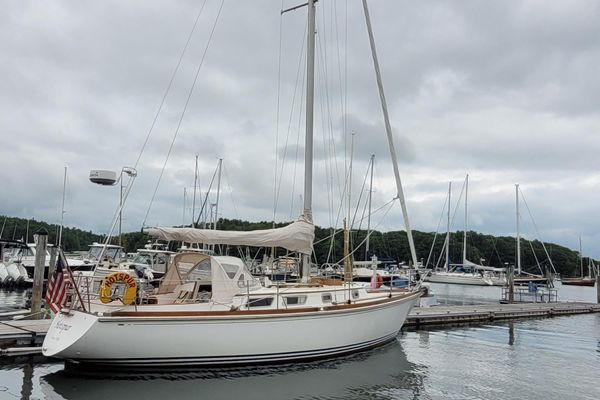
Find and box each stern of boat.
[42,310,98,359]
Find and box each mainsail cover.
[145,219,314,255]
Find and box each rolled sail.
[145,219,314,255]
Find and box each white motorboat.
[0,239,32,286]
[42,0,422,367]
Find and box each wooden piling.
[30,229,48,319]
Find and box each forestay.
[145,219,314,255]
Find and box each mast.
[300,0,316,282]
[579,236,583,279]
[446,181,451,271]
[346,132,355,264]
[365,154,374,259]
[192,155,199,226]
[516,183,521,275]
[462,174,468,265]
[213,158,223,230]
[58,165,67,248]
[362,0,418,267]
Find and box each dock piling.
[30,229,48,319]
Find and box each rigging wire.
[519,188,557,273]
[142,0,225,227]
[273,0,285,225]
[335,198,397,265]
[222,162,240,220]
[425,188,449,268]
[133,0,208,172]
[273,20,308,221]
[195,161,219,228]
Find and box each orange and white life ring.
[98,272,137,305]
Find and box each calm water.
[1,284,598,400]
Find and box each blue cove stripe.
[74,333,399,366]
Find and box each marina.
[2,0,600,399]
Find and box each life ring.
[376,274,383,288]
[99,272,137,305]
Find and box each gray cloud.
[1,1,600,258]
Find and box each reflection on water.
[20,361,33,400]
[39,341,424,400]
[0,288,30,311]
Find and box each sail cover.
[145,219,314,255]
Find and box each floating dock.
[1,302,599,356]
[405,302,600,328]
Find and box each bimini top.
[145,218,314,255]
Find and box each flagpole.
[60,249,87,313]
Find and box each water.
[1,284,598,399]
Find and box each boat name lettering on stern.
[56,322,72,331]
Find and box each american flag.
[45,249,68,313]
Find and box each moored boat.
[43,250,421,366]
[42,0,423,367]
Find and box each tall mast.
[362,0,418,267]
[182,187,187,226]
[58,165,67,248]
[462,174,468,265]
[365,154,375,259]
[446,181,451,271]
[516,183,521,275]
[579,236,583,278]
[300,0,316,282]
[192,155,199,226]
[344,133,355,277]
[213,158,223,230]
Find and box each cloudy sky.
[1,0,600,257]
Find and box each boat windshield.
[87,246,123,261]
[131,254,152,265]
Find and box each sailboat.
[561,237,595,287]
[425,176,507,286]
[42,1,422,367]
[513,184,554,287]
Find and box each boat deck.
[1,302,599,356]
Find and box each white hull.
[43,292,420,367]
[425,272,491,286]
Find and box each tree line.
[2,215,593,277]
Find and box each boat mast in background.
[516,183,521,275]
[365,154,375,260]
[58,165,67,248]
[361,0,418,268]
[445,181,451,271]
[214,158,223,230]
[192,155,199,226]
[463,174,469,266]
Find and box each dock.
[1,302,599,357]
[405,302,600,328]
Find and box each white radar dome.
[89,170,117,185]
